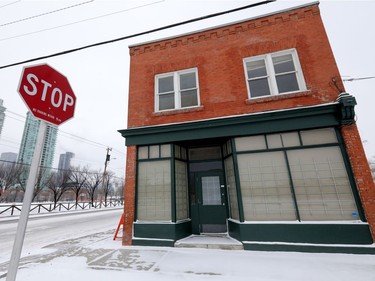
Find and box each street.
[0,207,123,264]
[1,207,375,281]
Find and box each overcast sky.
[0,0,374,178]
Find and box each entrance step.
[175,234,244,250]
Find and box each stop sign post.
[7,64,76,281]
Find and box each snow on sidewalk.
[1,230,375,281]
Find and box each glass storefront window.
[288,147,358,220]
[234,127,360,222]
[225,156,239,220]
[175,160,189,221]
[237,151,297,221]
[137,160,171,221]
[235,135,267,151]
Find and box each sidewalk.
[1,230,375,281]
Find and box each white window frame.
[243,48,307,99]
[155,68,200,112]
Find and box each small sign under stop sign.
[18,63,76,126]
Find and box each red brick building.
[119,2,375,253]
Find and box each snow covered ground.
[1,208,375,281]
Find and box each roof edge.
[128,1,320,48]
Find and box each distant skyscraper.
[0,99,5,137]
[18,111,58,169]
[0,152,17,163]
[58,152,75,171]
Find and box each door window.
[201,176,221,205]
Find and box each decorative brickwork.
[127,3,340,130]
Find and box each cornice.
[129,2,320,56]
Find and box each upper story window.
[155,68,200,112]
[244,48,306,99]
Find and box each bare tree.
[0,161,19,201]
[103,171,115,205]
[33,166,51,201]
[11,163,30,202]
[46,169,72,208]
[112,176,125,201]
[85,170,102,206]
[69,166,89,204]
[12,164,49,202]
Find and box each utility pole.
[101,147,112,204]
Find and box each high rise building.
[18,111,58,169]
[58,152,75,171]
[0,99,5,137]
[0,152,18,163]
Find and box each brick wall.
[127,3,342,129]
[122,146,136,245]
[340,124,375,238]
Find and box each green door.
[196,171,228,233]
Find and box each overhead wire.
[4,107,123,152]
[0,158,125,180]
[0,0,275,69]
[0,0,165,41]
[343,76,375,82]
[0,0,94,27]
[1,0,273,171]
[0,0,20,10]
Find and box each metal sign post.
[6,121,47,281]
[7,63,76,280]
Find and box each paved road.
[0,207,123,264]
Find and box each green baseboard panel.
[228,220,373,245]
[133,220,191,245]
[132,238,175,247]
[243,242,375,255]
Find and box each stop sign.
[18,64,76,126]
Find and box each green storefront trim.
[119,103,345,146]
[133,220,192,247]
[121,95,374,252]
[228,220,373,245]
[119,94,356,146]
[243,243,375,255]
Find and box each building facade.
[0,99,5,138]
[0,152,17,163]
[119,2,375,252]
[58,152,75,171]
[18,112,58,174]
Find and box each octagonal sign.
[18,64,76,126]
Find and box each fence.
[0,199,124,217]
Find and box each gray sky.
[0,0,374,178]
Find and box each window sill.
[245,90,311,104]
[153,106,204,116]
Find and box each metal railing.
[0,199,124,217]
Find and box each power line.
[343,76,375,82]
[0,0,94,27]
[58,130,108,149]
[5,109,25,119]
[0,0,165,41]
[0,0,275,70]
[0,159,125,179]
[0,0,20,10]
[4,113,24,123]
[4,107,123,152]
